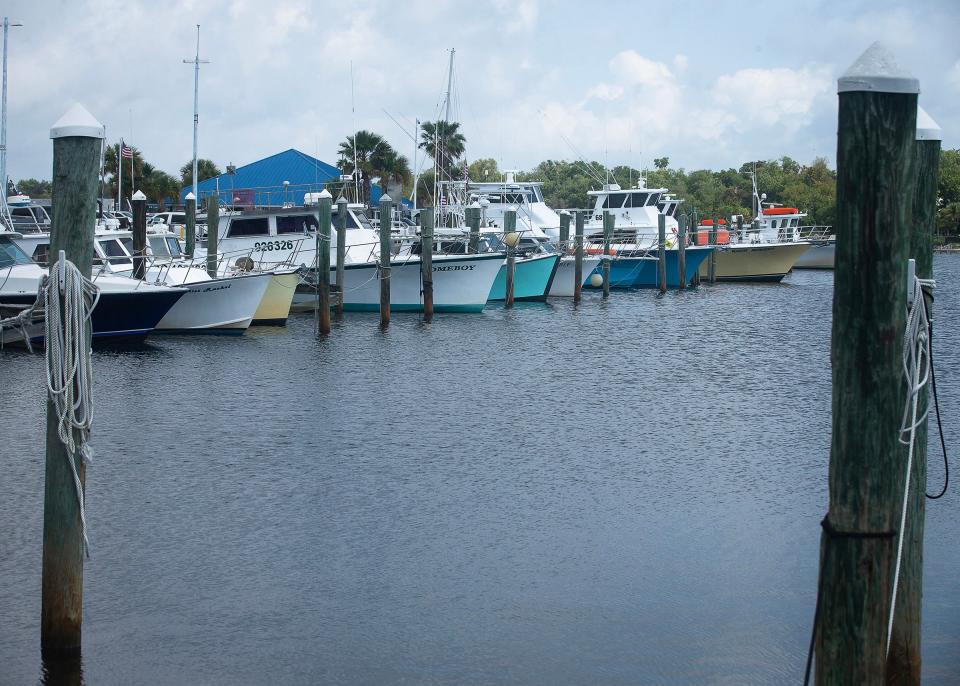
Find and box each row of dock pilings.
[805,43,943,686]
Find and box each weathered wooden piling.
[602,210,612,298]
[657,213,667,293]
[708,215,718,283]
[316,189,332,335]
[814,43,919,686]
[574,210,584,302]
[42,104,104,656]
[184,192,196,258]
[205,194,218,278]
[559,210,570,248]
[504,209,517,308]
[131,190,147,280]
[379,194,392,326]
[691,211,701,287]
[885,106,942,686]
[677,214,687,290]
[467,202,481,253]
[335,195,347,316]
[421,209,434,320]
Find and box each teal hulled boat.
[488,253,561,302]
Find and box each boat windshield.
[99,238,133,266]
[149,236,170,258]
[0,236,34,268]
[166,237,183,257]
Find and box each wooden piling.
[379,194,392,326]
[815,43,919,686]
[657,213,667,293]
[602,210,612,298]
[131,190,147,280]
[708,215,717,284]
[885,106,942,686]
[677,214,687,290]
[691,211,701,287]
[205,195,218,278]
[335,195,347,316]
[316,189,332,335]
[504,209,516,308]
[184,192,196,258]
[421,209,434,320]
[574,210,584,302]
[42,104,104,656]
[467,202,481,253]
[559,210,570,249]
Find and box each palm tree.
[419,121,466,181]
[372,147,412,199]
[104,142,146,207]
[338,130,394,203]
[180,159,222,189]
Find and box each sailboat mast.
[0,17,20,225]
[191,26,200,202]
[350,61,359,202]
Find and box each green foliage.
[180,159,222,189]
[338,130,409,203]
[937,149,960,240]
[468,158,499,182]
[13,178,51,197]
[419,120,466,182]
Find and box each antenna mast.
[1,17,23,228]
[350,61,359,202]
[183,25,209,203]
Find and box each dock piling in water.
[708,215,717,284]
[421,209,434,321]
[504,209,516,308]
[379,195,392,326]
[602,210,612,298]
[886,106,942,685]
[574,210,584,302]
[467,202,480,254]
[657,213,667,293]
[814,42,919,686]
[131,190,147,280]
[677,214,687,290]
[206,195,218,278]
[184,192,196,258]
[42,104,104,656]
[316,189,332,335]
[335,195,347,316]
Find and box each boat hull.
[699,243,811,282]
[547,255,602,296]
[488,253,560,301]
[292,253,504,313]
[252,270,299,325]
[154,272,270,335]
[625,247,714,288]
[792,241,835,269]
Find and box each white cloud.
[492,0,539,33]
[948,61,960,93]
[712,66,833,130]
[608,50,675,89]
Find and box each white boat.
[194,201,502,313]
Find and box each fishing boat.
[0,233,185,342]
[581,183,713,288]
[195,200,502,313]
[793,226,835,269]
[696,176,813,282]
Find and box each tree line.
[12,123,960,241]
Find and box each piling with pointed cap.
[316,189,332,335]
[574,210,585,302]
[657,213,667,293]
[205,194,219,278]
[504,209,517,307]
[335,195,347,316]
[42,103,104,656]
[602,210,613,298]
[379,194,392,326]
[814,42,919,686]
[467,201,481,253]
[421,210,434,320]
[886,105,942,686]
[131,190,147,280]
[184,192,196,258]
[677,214,687,290]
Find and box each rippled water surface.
[2,259,959,685]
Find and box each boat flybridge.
[193,197,503,313]
[749,183,834,269]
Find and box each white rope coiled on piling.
[45,255,100,558]
[886,274,935,656]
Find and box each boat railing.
[797,225,834,241]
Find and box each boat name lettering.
[254,240,295,252]
[432,264,475,272]
[200,284,232,292]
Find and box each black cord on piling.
[924,304,949,499]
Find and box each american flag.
[120,140,133,159]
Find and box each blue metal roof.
[182,148,342,207]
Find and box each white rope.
[45,256,100,558]
[886,275,934,655]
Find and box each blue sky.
[4,0,959,182]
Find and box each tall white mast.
[183,25,208,203]
[1,17,22,226]
[350,61,359,202]
[434,48,455,223]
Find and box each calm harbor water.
[2,259,959,685]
